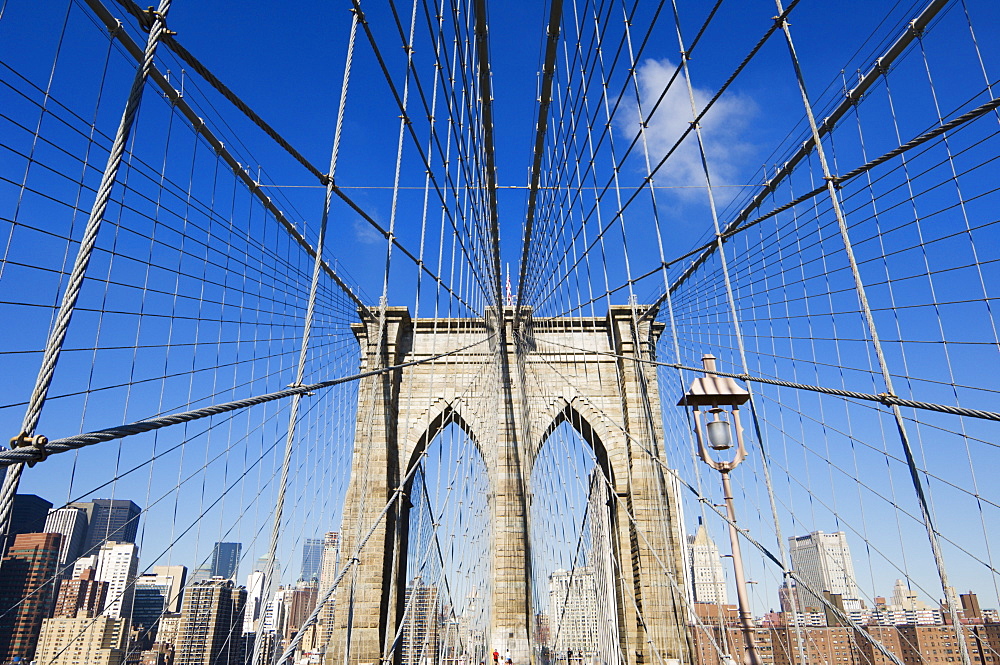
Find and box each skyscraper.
[45,505,89,571]
[244,569,267,634]
[687,517,728,605]
[210,541,242,579]
[301,537,324,582]
[174,578,247,665]
[789,531,862,612]
[132,565,187,637]
[0,532,62,663]
[400,577,440,665]
[316,531,340,647]
[7,494,53,547]
[71,499,142,556]
[95,541,140,619]
[318,532,340,593]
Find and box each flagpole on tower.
[505,262,512,307]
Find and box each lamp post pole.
[679,354,762,665]
[720,469,760,665]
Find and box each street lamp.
[678,354,761,665]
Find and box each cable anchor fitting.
[9,433,49,467]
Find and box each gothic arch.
[530,395,625,489]
[400,397,493,488]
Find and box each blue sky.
[1,0,999,626]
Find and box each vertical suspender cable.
[250,11,359,665]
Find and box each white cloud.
[617,58,756,203]
[353,218,383,245]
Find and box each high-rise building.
[687,517,728,605]
[6,493,54,550]
[285,579,319,636]
[95,541,139,619]
[53,566,108,618]
[318,532,340,593]
[548,567,600,657]
[73,554,99,578]
[301,537,324,582]
[0,532,62,663]
[587,470,622,665]
[35,612,128,665]
[244,570,267,634]
[400,577,440,665]
[45,505,90,571]
[132,565,187,637]
[71,499,142,556]
[174,578,247,665]
[789,531,862,612]
[210,541,242,579]
[316,531,340,648]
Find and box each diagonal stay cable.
[638,92,1000,320]
[0,336,494,468]
[350,0,493,305]
[528,0,802,312]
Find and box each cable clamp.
[876,392,897,404]
[9,433,49,467]
[140,8,177,36]
[287,383,316,397]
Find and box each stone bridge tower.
[327,306,689,665]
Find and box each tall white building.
[244,569,267,634]
[319,531,340,594]
[587,470,621,665]
[687,518,728,605]
[44,506,89,571]
[94,541,139,619]
[549,567,600,656]
[789,531,862,612]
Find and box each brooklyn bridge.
[0,1,998,665]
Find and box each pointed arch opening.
[528,403,623,665]
[393,405,491,665]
